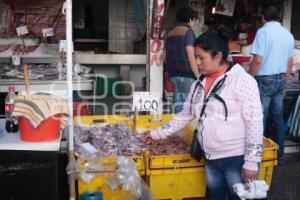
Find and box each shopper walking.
[143,29,263,200]
[249,6,294,165]
[165,7,200,113]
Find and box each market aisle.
[268,153,300,200]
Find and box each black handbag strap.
[199,75,228,121]
[190,64,232,120]
[192,67,232,160]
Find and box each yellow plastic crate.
[145,151,206,200]
[262,137,278,161]
[74,115,147,198]
[258,137,278,186]
[258,160,276,186]
[74,115,130,127]
[134,114,174,130]
[146,167,206,200]
[78,156,145,174]
[77,156,145,198]
[148,153,204,169]
[75,114,278,200]
[143,117,206,200]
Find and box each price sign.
[42,28,54,37]
[133,92,162,113]
[59,40,66,52]
[16,26,29,36]
[59,40,73,52]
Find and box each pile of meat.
[74,124,191,157]
[12,45,38,55]
[74,124,147,157]
[0,44,10,53]
[146,135,190,155]
[0,63,59,80]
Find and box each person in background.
[143,28,263,200]
[165,7,200,113]
[232,16,257,54]
[202,19,218,33]
[250,5,294,165]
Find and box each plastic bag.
[233,180,269,200]
[66,155,80,175]
[80,170,96,184]
[78,156,104,184]
[107,156,155,200]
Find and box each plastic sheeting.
[289,95,300,139]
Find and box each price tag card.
[59,40,73,52]
[16,26,29,36]
[42,28,54,37]
[59,40,67,52]
[133,92,162,113]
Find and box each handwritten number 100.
[138,98,158,111]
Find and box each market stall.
[0,1,293,199]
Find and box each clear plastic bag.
[78,155,104,184]
[66,155,80,175]
[79,170,96,184]
[107,156,156,200]
[233,180,269,200]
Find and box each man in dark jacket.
[165,7,199,113]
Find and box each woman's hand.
[140,131,153,144]
[242,168,258,183]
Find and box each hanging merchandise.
[5,0,66,37]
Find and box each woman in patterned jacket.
[142,28,263,200]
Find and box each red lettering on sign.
[156,3,164,14]
[155,16,163,29]
[150,40,161,53]
[150,54,163,67]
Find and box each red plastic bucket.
[19,114,61,142]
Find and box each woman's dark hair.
[176,7,198,23]
[263,6,280,21]
[194,26,232,63]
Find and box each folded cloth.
[12,95,68,129]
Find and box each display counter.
[74,53,146,65]
[0,79,93,93]
[0,119,68,200]
[0,119,61,151]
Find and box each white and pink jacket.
[150,64,263,171]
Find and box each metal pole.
[149,0,164,96]
[146,0,151,91]
[62,1,76,199]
